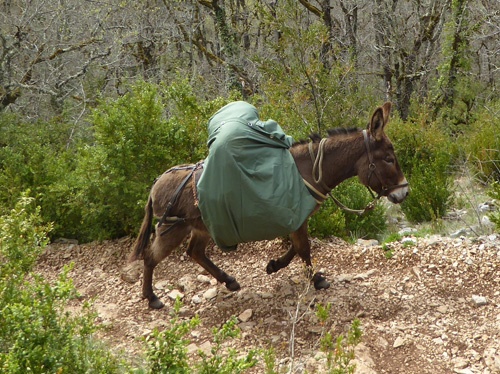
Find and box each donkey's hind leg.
[143,224,191,309]
[187,230,241,291]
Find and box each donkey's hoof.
[266,259,278,274]
[312,273,330,290]
[148,296,165,310]
[225,277,241,291]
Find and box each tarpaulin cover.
[197,101,317,251]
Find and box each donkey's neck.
[291,132,365,195]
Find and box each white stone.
[203,287,218,300]
[167,289,184,301]
[393,336,406,348]
[197,274,211,284]
[155,280,170,290]
[471,294,488,306]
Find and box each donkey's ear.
[368,102,392,141]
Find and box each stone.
[357,239,379,247]
[167,289,184,301]
[187,343,198,355]
[398,227,417,236]
[197,274,211,284]
[401,237,417,245]
[483,346,500,371]
[451,357,469,370]
[155,280,170,290]
[453,369,473,374]
[238,309,253,322]
[203,287,218,300]
[471,294,488,306]
[238,322,256,331]
[436,305,448,314]
[199,341,212,356]
[120,261,142,284]
[192,295,203,304]
[393,336,406,348]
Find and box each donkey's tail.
[129,195,154,262]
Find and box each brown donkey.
[129,102,408,309]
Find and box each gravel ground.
[35,231,500,373]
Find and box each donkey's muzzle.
[387,179,409,204]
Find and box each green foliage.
[145,298,200,374]
[309,179,387,241]
[0,196,124,373]
[457,99,500,183]
[145,303,257,374]
[316,303,363,374]
[388,113,454,222]
[487,182,500,232]
[66,80,215,241]
[196,316,258,374]
[0,114,78,229]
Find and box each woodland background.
[1,0,500,241]
[1,1,500,373]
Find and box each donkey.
[128,102,408,309]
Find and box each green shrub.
[196,316,258,374]
[316,304,363,374]
[457,99,500,183]
[488,182,500,232]
[309,179,387,241]
[388,114,454,223]
[145,301,257,374]
[145,299,200,374]
[0,195,125,373]
[0,114,77,229]
[66,81,217,241]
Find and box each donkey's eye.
[385,156,395,164]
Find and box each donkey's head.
[356,102,408,204]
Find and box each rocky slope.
[35,231,500,373]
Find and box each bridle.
[306,129,408,215]
[362,130,409,199]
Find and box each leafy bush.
[309,179,387,241]
[145,301,258,373]
[488,182,500,233]
[0,114,77,226]
[388,113,454,222]
[0,195,124,373]
[145,299,201,374]
[66,80,218,241]
[457,99,500,183]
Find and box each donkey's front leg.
[187,230,241,291]
[291,223,330,290]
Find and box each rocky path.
[35,234,500,373]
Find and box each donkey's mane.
[292,127,360,147]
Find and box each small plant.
[309,179,387,241]
[145,302,258,374]
[145,298,200,374]
[381,243,395,259]
[488,182,500,232]
[196,316,258,374]
[319,318,363,374]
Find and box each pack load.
[197,101,317,251]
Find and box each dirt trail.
[36,234,500,373]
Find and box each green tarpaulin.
[196,101,317,251]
